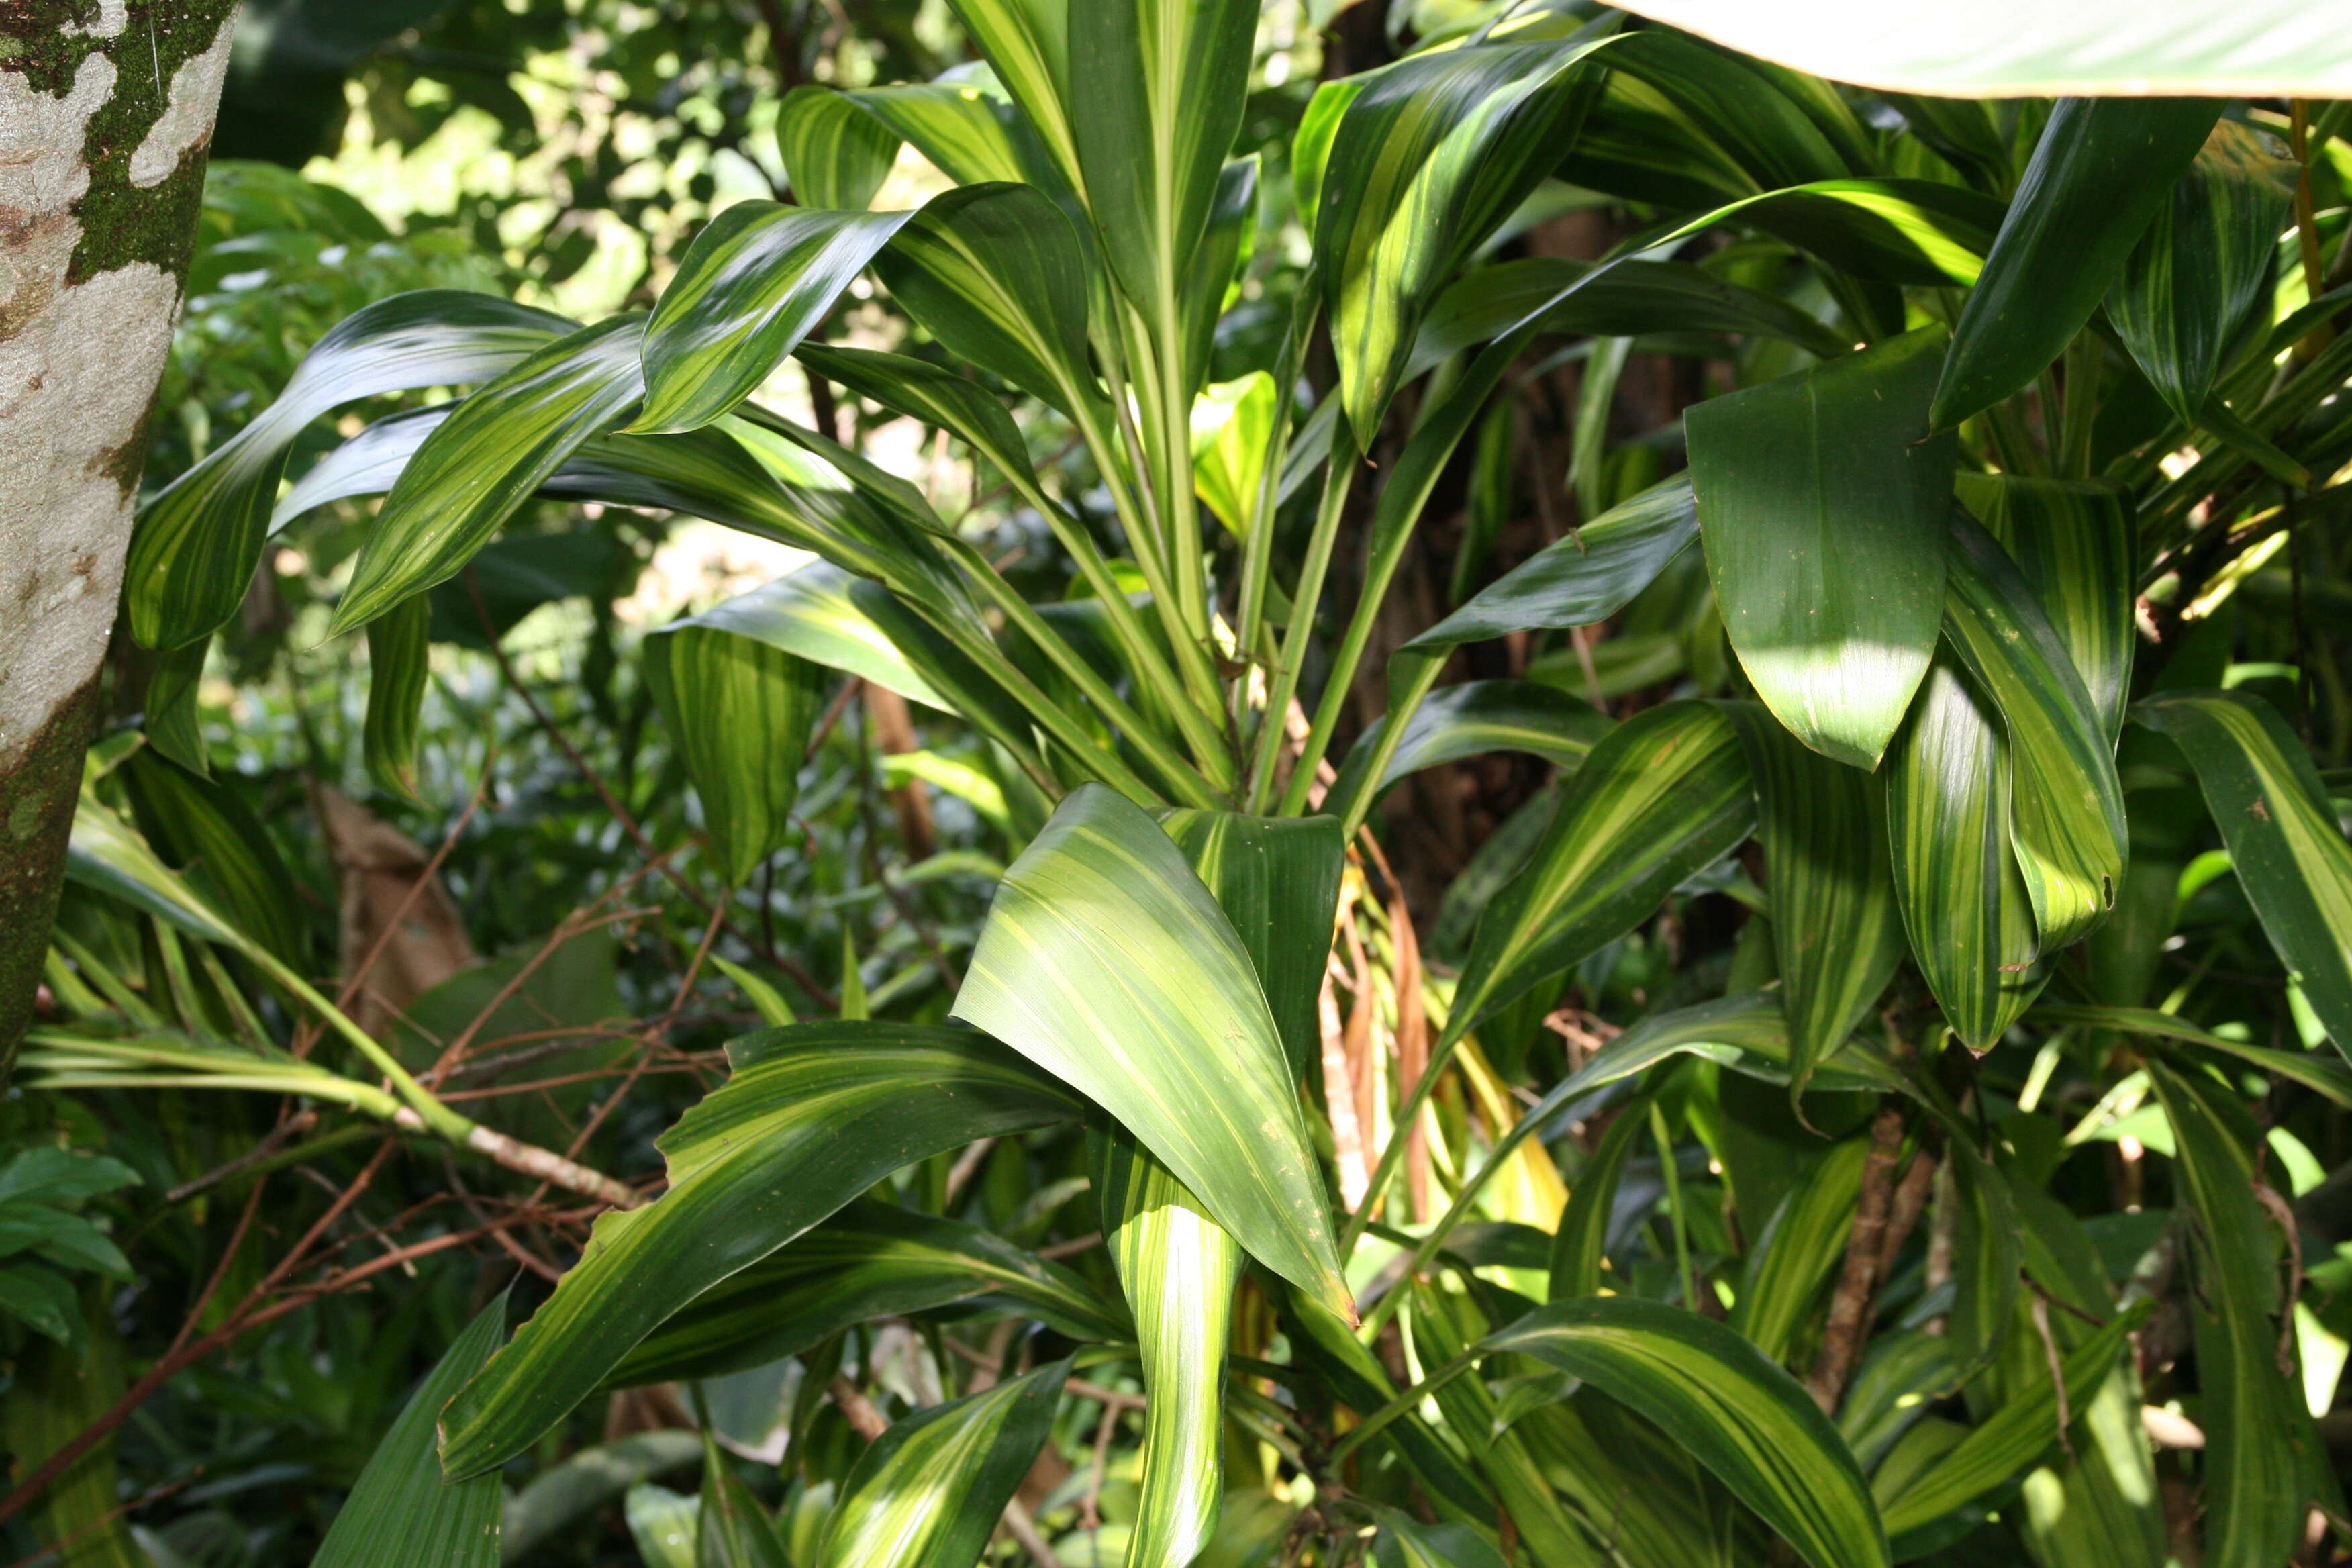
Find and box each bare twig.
[1807,1103,1906,1412]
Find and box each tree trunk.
[0,0,240,1069]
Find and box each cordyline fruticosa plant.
[37,0,2352,1563]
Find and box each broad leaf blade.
[952,785,1351,1318]
[1328,681,1612,824]
[1408,475,1699,650]
[1955,474,2136,740]
[664,560,949,712]
[777,85,901,210]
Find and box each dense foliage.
[15,3,2352,1566]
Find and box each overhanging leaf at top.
[1608,1,2352,96]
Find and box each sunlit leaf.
[777,85,901,211]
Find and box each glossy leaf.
[1688,327,1954,770]
[840,79,1050,190]
[777,85,900,210]
[819,1359,1066,1568]
[1179,156,1259,392]
[2134,690,2352,1054]
[1602,28,1869,192]
[1481,1297,1890,1568]
[798,342,1035,498]
[1095,1132,1242,1568]
[1546,1073,1667,1297]
[1281,1291,1496,1524]
[634,203,910,433]
[941,0,1081,193]
[1450,701,1755,1042]
[1883,656,2045,1050]
[1328,681,1612,823]
[1941,509,2125,951]
[438,1023,1083,1476]
[608,1199,1125,1387]
[331,315,649,634]
[644,598,828,885]
[1931,97,2222,432]
[313,1296,505,1568]
[1726,705,1904,1095]
[128,291,571,650]
[951,785,1352,1318]
[1190,372,1277,540]
[117,750,305,967]
[362,595,432,803]
[1955,473,2136,740]
[1736,1135,1871,1366]
[1370,1508,1508,1568]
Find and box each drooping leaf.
[1480,1297,1891,1568]
[819,1358,1067,1568]
[128,291,571,650]
[362,595,432,803]
[1883,656,2045,1050]
[1095,1132,1242,1568]
[117,749,305,968]
[1370,1507,1509,1568]
[839,78,1054,191]
[632,204,910,434]
[438,1023,1083,1476]
[1687,326,1955,769]
[797,342,1035,499]
[1600,28,1870,192]
[1328,681,1613,825]
[695,1419,791,1568]
[1281,1291,1496,1525]
[1930,97,2222,431]
[1449,701,1755,1042]
[1954,473,2136,740]
[2030,1003,2352,1107]
[951,785,1351,1318]
[330,315,650,634]
[940,0,1081,195]
[2133,691,2352,1055]
[313,1295,506,1568]
[777,85,901,211]
[1734,1134,1872,1366]
[1941,508,2126,952]
[1725,705,1904,1095]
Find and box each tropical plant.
[28,1,2352,1565]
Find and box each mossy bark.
[0,0,242,1071]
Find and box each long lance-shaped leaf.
[632,203,910,434]
[677,560,949,710]
[2133,691,2352,1055]
[1280,1290,1496,1526]
[1317,36,1610,442]
[1602,0,2352,95]
[951,785,1352,1318]
[1930,97,2222,432]
[1329,682,1612,824]
[313,1295,507,1568]
[942,0,1080,195]
[776,84,899,210]
[818,1357,1067,1568]
[362,595,432,803]
[1954,473,2135,741]
[330,315,649,634]
[1190,370,1275,541]
[128,291,572,650]
[1068,0,1253,333]
[2143,1060,2319,1568]
[1941,509,2124,952]
[1475,1299,1891,1568]
[1839,1333,1963,1475]
[1600,27,1869,192]
[1410,475,1700,650]
[642,606,828,885]
[2108,119,2297,427]
[1687,326,1954,770]
[1725,705,1904,1097]
[1883,656,2045,1050]
[1154,809,1346,1083]
[2030,1003,2352,1107]
[1735,1135,1873,1367]
[1449,701,1755,1045]
[1094,1132,1242,1568]
[437,1023,1083,1477]
[1371,1508,1508,1568]
[1875,1302,2151,1549]
[1177,157,1258,395]
[840,79,1053,190]
[695,1418,791,1568]
[796,343,1035,497]
[1547,1073,1669,1298]
[117,749,305,968]
[607,1199,1127,1388]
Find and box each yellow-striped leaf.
[1955,473,2136,740]
[1735,1134,1872,1367]
[1190,372,1277,540]
[1328,681,1612,826]
[777,85,900,210]
[362,595,432,803]
[797,342,1035,498]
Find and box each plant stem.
[1650,1101,1696,1312]
[1246,428,1357,812]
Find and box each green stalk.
[1334,651,1447,838]
[1651,1101,1697,1311]
[1244,426,1358,814]
[1232,279,1323,718]
[2055,332,2102,479]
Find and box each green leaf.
[1839,1332,1963,1473]
[1546,1072,1667,1297]
[942,0,1081,194]
[1154,808,1346,1083]
[330,315,649,634]
[1190,372,1277,540]
[2108,120,2297,426]
[1179,157,1259,393]
[118,748,305,967]
[797,342,1036,499]
[708,955,798,1029]
[128,291,571,650]
[839,79,1052,190]
[438,1022,1084,1477]
[1095,1132,1243,1568]
[1481,1297,1891,1568]
[1930,97,2222,432]
[1281,1291,1496,1524]
[606,1198,1126,1388]
[627,1485,702,1568]
[1735,1134,1871,1366]
[873,182,1101,420]
[951,785,1352,1319]
[1876,1302,2150,1547]
[315,1296,505,1568]
[1687,327,1955,770]
[1955,474,2136,740]
[1329,681,1612,823]
[1449,701,1755,1042]
[2030,1003,2352,1107]
[1601,28,1870,191]
[502,1433,701,1563]
[363,595,432,802]
[1317,37,1609,441]
[1371,1506,1508,1568]
[1941,508,2125,951]
[2143,1061,2318,1568]
[632,204,910,434]
[644,599,829,885]
[2133,691,2352,1055]
[820,1358,1067,1568]
[777,85,901,210]
[1725,705,1904,1096]
[1883,656,2045,1050]
[696,1420,790,1568]
[1606,0,2352,96]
